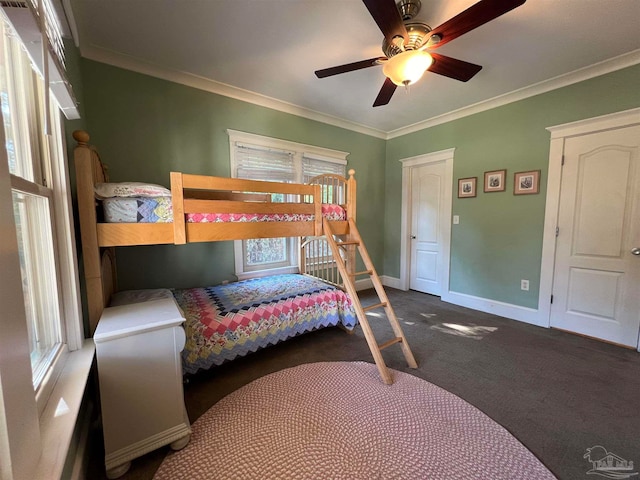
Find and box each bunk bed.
[74,130,416,387]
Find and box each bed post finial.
[348,169,355,179]
[73,130,90,146]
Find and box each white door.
[550,125,640,347]
[410,161,446,295]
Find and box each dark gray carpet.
[86,288,640,480]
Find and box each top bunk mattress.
[102,197,346,224]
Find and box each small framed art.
[484,169,506,192]
[514,170,541,195]
[458,177,477,198]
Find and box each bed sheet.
[172,274,357,375]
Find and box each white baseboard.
[355,276,403,291]
[377,276,547,327]
[354,278,373,291]
[441,290,547,328]
[380,275,403,290]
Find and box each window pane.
[12,190,62,386]
[244,237,288,268]
[0,19,39,182]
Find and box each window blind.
[1,0,78,119]
[302,155,346,183]
[25,0,65,69]
[233,144,295,183]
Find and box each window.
[228,130,348,279]
[0,3,85,478]
[0,13,80,400]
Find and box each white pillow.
[94,182,171,199]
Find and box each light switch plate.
[453,215,460,224]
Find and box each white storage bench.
[94,296,191,479]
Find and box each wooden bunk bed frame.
[73,130,416,384]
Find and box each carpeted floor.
[86,288,640,480]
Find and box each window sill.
[236,265,299,281]
[33,339,95,479]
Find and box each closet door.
[410,161,447,295]
[550,125,640,347]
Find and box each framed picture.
[484,169,506,192]
[514,170,541,195]
[458,177,477,198]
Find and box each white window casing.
[227,130,348,279]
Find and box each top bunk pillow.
[95,182,171,199]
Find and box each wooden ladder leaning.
[323,218,418,384]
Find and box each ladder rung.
[363,302,387,312]
[350,270,372,277]
[378,337,402,351]
[335,240,360,248]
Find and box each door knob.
[632,247,640,256]
[411,235,416,239]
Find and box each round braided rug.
[154,362,555,480]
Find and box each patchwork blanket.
[172,274,357,375]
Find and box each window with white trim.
[228,130,348,279]
[0,10,81,403]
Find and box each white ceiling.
[69,0,640,137]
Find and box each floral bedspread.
[186,204,345,223]
[172,274,357,375]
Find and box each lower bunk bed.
[110,274,357,375]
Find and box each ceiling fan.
[315,0,526,107]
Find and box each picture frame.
[484,169,506,192]
[458,177,477,198]
[514,170,541,195]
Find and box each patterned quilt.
[186,204,345,223]
[172,274,357,375]
[102,197,345,224]
[102,196,173,223]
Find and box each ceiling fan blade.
[428,53,482,82]
[373,77,397,107]
[429,0,526,49]
[362,0,408,46]
[315,57,385,78]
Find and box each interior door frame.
[539,107,640,350]
[399,149,454,292]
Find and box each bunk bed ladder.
[323,218,418,385]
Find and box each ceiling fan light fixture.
[382,49,433,86]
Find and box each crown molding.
[80,45,387,140]
[386,49,640,139]
[81,44,639,141]
[546,107,640,139]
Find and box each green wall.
[78,60,386,290]
[74,58,640,309]
[385,64,640,308]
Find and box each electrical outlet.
[521,279,529,291]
